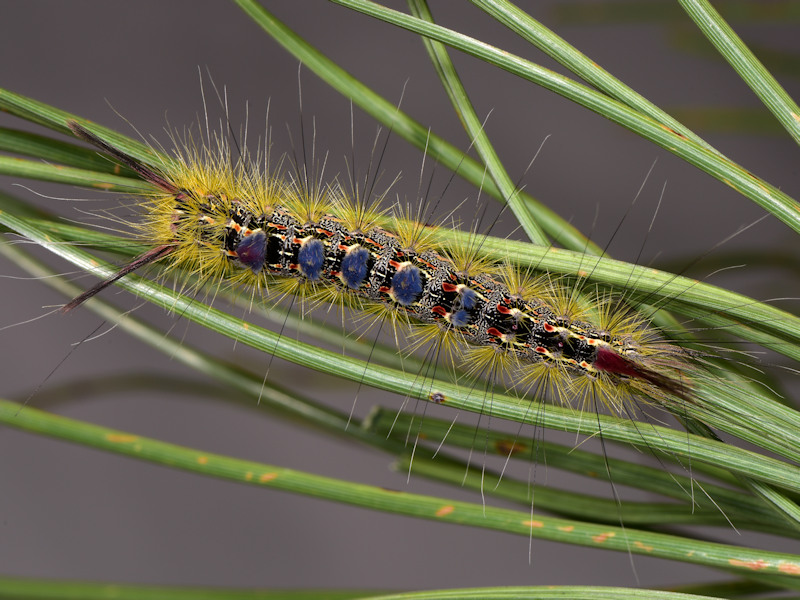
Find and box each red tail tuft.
[594,346,693,403]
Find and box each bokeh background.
[1,0,799,592]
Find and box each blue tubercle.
[298,238,326,281]
[459,286,477,310]
[235,230,267,274]
[340,245,370,289]
[391,263,423,306]
[449,309,470,327]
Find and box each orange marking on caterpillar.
[197,456,209,465]
[105,434,138,443]
[557,525,574,532]
[435,505,455,517]
[592,531,616,543]
[259,472,279,483]
[244,472,254,481]
[634,541,653,552]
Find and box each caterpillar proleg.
[2,1,800,595]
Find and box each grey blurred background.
[1,0,799,592]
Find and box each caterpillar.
[63,121,692,415]
[2,1,800,594]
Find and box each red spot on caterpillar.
[486,327,502,338]
[432,306,447,317]
[441,282,458,293]
[496,304,512,314]
[543,322,555,332]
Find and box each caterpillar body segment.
[67,121,692,412]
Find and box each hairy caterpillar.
[2,0,800,594]
[63,120,692,415]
